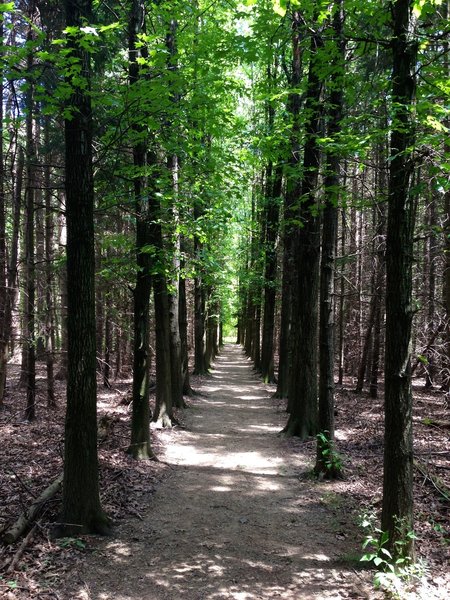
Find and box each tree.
[315,0,345,478]
[0,11,6,408]
[127,0,154,459]
[381,0,418,558]
[57,0,110,536]
[283,12,323,439]
[23,1,37,421]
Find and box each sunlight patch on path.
[163,441,284,475]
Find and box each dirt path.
[70,344,377,600]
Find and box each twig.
[7,467,38,499]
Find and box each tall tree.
[127,0,153,460]
[165,14,184,409]
[0,13,6,407]
[260,55,282,384]
[315,0,345,478]
[274,11,302,401]
[23,3,37,421]
[57,0,110,536]
[283,13,323,438]
[381,0,418,558]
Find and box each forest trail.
[69,344,377,600]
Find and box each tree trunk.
[23,18,36,422]
[127,0,153,459]
[370,143,387,399]
[165,17,184,409]
[284,20,323,439]
[315,0,344,478]
[424,192,438,387]
[57,0,109,536]
[5,146,24,363]
[0,18,6,407]
[261,162,282,384]
[336,206,347,385]
[275,10,302,403]
[355,289,377,393]
[193,275,207,374]
[179,270,194,395]
[443,3,450,393]
[153,274,175,427]
[44,118,56,407]
[103,305,112,388]
[381,0,417,559]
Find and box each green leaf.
[272,0,286,17]
[425,115,448,133]
[417,354,429,365]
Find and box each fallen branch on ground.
[2,473,63,545]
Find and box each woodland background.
[0,0,449,597]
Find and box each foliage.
[360,513,428,598]
[316,431,343,476]
[57,537,86,550]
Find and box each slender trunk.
[0,19,6,406]
[114,324,122,380]
[369,294,383,398]
[179,270,194,395]
[127,0,153,459]
[5,147,24,362]
[103,305,112,388]
[252,302,261,370]
[24,23,36,422]
[370,143,387,399]
[355,290,377,394]
[443,1,450,393]
[165,18,184,409]
[44,118,56,407]
[424,193,437,388]
[193,274,207,374]
[261,163,282,383]
[95,248,104,377]
[337,208,346,385]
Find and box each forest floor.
[0,344,449,599]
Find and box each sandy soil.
[64,345,379,600]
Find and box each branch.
[2,474,63,545]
